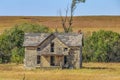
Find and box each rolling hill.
[0,16,120,34]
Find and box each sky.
[0,0,120,16]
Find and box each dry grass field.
[0,63,119,80]
[0,16,120,34]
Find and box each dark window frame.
[37,55,41,64]
[50,42,54,52]
[37,48,41,51]
[64,48,68,51]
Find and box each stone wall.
[41,56,50,67]
[67,47,81,69]
[55,56,64,66]
[40,56,64,67]
[24,47,37,68]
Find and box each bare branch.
[59,0,85,33]
[59,9,68,33]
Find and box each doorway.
[50,56,55,66]
[64,56,67,65]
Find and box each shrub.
[83,30,120,62]
[0,23,50,63]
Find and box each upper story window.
[50,42,54,52]
[64,48,68,51]
[37,48,41,51]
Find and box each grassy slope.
[0,16,120,34]
[0,63,120,80]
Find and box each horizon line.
[0,15,120,17]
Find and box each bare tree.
[60,0,85,33]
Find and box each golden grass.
[0,17,120,79]
[0,16,120,34]
[0,63,120,80]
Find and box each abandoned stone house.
[23,33,83,69]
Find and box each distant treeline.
[0,23,120,63]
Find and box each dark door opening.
[50,56,55,66]
[64,56,67,65]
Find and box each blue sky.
[0,0,120,16]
